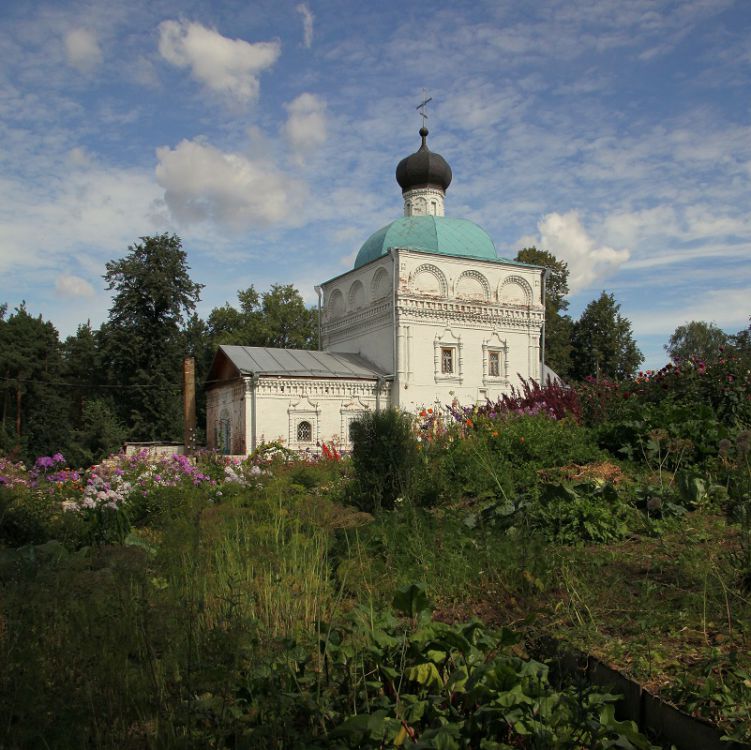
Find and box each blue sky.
[1,0,749,370]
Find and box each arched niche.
[455,270,490,301]
[410,263,448,298]
[327,288,345,319]
[371,267,392,301]
[348,279,366,310]
[498,275,533,306]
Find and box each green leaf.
[407,662,443,689]
[393,582,433,618]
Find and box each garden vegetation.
[2,347,751,748]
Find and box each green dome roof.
[354,216,498,269]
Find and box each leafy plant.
[529,479,632,545]
[349,408,420,512]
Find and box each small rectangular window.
[489,351,500,377]
[441,347,454,374]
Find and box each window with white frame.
[482,336,508,385]
[434,329,462,383]
[297,420,312,442]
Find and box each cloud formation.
[296,4,314,48]
[530,211,630,293]
[64,28,103,73]
[284,93,327,158]
[55,274,95,298]
[158,20,280,102]
[628,287,751,335]
[155,139,306,230]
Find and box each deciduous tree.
[665,321,729,363]
[571,291,643,380]
[515,247,573,377]
[207,284,318,350]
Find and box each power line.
[0,375,182,391]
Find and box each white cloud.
[0,167,164,275]
[64,28,103,73]
[155,139,306,230]
[296,3,314,48]
[55,274,95,298]
[526,211,630,292]
[66,147,91,167]
[284,93,327,158]
[158,20,280,103]
[629,288,751,335]
[602,206,680,248]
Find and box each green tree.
[102,234,203,441]
[0,304,70,461]
[66,398,126,467]
[571,292,643,380]
[515,247,573,377]
[207,284,318,349]
[732,317,751,358]
[258,284,318,349]
[665,321,729,363]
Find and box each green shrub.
[529,479,633,544]
[349,408,420,512]
[439,414,602,504]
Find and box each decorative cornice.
[249,376,391,399]
[323,299,392,333]
[323,313,393,345]
[396,296,543,328]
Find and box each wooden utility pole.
[183,357,196,454]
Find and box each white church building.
[205,126,546,454]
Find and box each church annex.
[205,126,546,454]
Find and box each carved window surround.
[288,397,320,448]
[434,328,463,385]
[482,334,509,386]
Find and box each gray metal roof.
[218,345,389,379]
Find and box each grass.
[2,451,751,745]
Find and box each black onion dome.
[395,126,452,193]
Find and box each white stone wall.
[211,249,543,454]
[392,250,543,410]
[403,187,445,217]
[321,257,396,374]
[206,380,247,454]
[321,248,543,414]
[210,375,391,455]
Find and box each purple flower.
[35,456,55,469]
[52,452,65,464]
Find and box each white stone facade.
[321,249,544,414]
[206,374,390,455]
[403,187,445,217]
